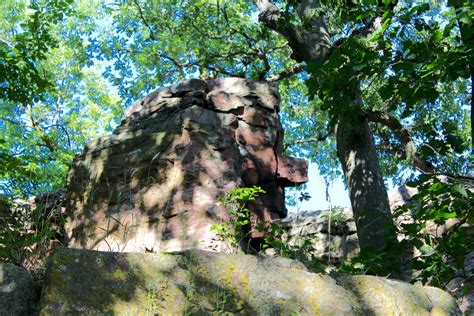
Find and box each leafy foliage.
[0,2,471,307]
[337,174,473,301]
[211,186,265,252]
[393,175,473,287]
[2,0,468,194]
[0,0,74,105]
[0,0,123,196]
[213,186,325,271]
[0,192,66,279]
[302,0,472,180]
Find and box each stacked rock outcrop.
[280,208,359,264]
[65,78,308,253]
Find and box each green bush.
[338,174,473,301]
[212,178,473,298]
[213,186,325,272]
[393,175,473,287]
[211,186,265,252]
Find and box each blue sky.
[286,163,351,213]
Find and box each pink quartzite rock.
[65,78,308,252]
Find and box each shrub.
[0,191,66,281]
[212,186,325,272]
[338,174,473,304]
[211,186,265,252]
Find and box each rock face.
[280,208,359,264]
[281,186,457,266]
[65,78,308,253]
[38,247,460,315]
[0,263,39,315]
[280,188,420,265]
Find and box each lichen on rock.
[38,247,461,315]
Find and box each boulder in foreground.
[0,263,39,315]
[39,247,460,315]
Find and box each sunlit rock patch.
[38,247,460,315]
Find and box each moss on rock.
[38,248,461,315]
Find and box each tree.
[0,0,123,196]
[0,0,72,194]
[256,0,398,266]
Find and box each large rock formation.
[65,78,308,253]
[38,247,460,315]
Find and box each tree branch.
[257,50,272,80]
[285,128,333,148]
[256,0,331,63]
[133,0,156,40]
[365,109,437,173]
[222,6,258,52]
[334,16,382,48]
[27,104,57,153]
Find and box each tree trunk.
[450,0,474,158]
[257,0,399,272]
[467,67,474,158]
[336,107,395,254]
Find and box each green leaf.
[458,12,472,25]
[401,223,421,234]
[429,182,444,193]
[451,184,468,198]
[352,63,367,71]
[419,244,435,256]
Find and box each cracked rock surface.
[65,78,308,252]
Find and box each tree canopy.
[1,0,471,195]
[0,0,122,195]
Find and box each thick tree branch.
[256,0,331,63]
[365,109,437,173]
